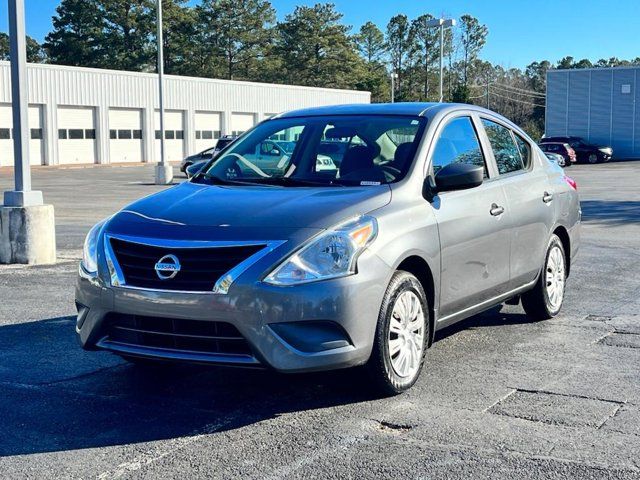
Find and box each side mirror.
[433,163,484,193]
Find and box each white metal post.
[390,73,397,103]
[4,0,42,207]
[439,25,444,103]
[154,0,172,184]
[427,18,455,104]
[1,0,55,265]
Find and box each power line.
[490,82,546,98]
[487,90,546,108]
[470,82,546,98]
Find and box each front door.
[429,115,512,320]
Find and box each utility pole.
[1,0,56,264]
[154,0,173,185]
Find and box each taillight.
[564,175,577,190]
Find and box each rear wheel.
[522,234,567,320]
[366,271,429,396]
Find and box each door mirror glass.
[433,163,484,192]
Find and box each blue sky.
[1,0,638,69]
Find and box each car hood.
[108,181,391,233]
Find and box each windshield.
[193,115,426,187]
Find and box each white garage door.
[57,106,97,165]
[0,103,44,167]
[155,110,184,162]
[194,111,222,154]
[109,108,143,163]
[231,113,255,136]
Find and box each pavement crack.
[483,388,517,412]
[508,387,626,406]
[597,404,624,430]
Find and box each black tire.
[587,153,599,164]
[563,159,571,167]
[366,271,430,396]
[522,234,567,320]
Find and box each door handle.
[490,203,505,216]
[543,191,554,203]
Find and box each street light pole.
[426,18,456,103]
[154,0,172,185]
[439,24,444,103]
[1,0,56,265]
[5,0,40,207]
[390,73,398,103]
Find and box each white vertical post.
[439,25,444,103]
[390,73,397,103]
[4,0,42,206]
[2,0,55,265]
[154,0,173,184]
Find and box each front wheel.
[522,234,567,320]
[366,271,429,396]
[588,153,599,164]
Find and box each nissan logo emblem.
[154,254,181,280]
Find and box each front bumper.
[75,250,390,373]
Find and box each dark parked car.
[540,136,612,164]
[539,142,576,167]
[180,135,237,173]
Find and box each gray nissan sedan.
[76,103,580,394]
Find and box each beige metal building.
[0,61,370,167]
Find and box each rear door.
[429,113,512,321]
[479,116,554,289]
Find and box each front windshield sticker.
[360,181,381,186]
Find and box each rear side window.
[481,119,524,175]
[513,134,531,169]
[431,116,487,177]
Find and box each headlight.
[81,219,107,274]
[264,216,378,285]
[599,147,612,154]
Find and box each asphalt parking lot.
[1,161,639,479]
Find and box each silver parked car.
[76,103,580,395]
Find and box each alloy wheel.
[388,290,425,379]
[588,153,598,164]
[545,245,565,310]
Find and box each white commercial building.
[0,61,370,167]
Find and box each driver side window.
[431,117,487,177]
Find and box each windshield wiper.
[251,177,345,187]
[197,172,272,187]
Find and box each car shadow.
[580,200,640,225]
[1,305,534,457]
[434,306,533,342]
[0,316,377,457]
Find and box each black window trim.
[477,113,534,180]
[426,111,496,182]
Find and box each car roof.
[274,102,460,119]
